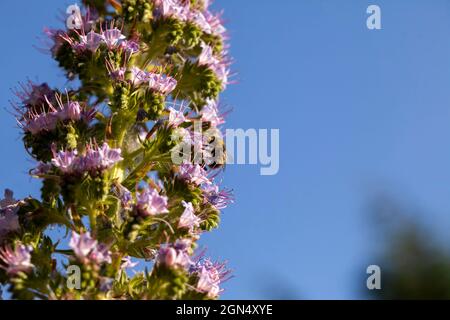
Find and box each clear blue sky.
[3,0,450,299]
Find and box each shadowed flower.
[136,188,169,216]
[69,231,112,264]
[178,201,201,231]
[0,243,34,276]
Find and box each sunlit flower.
[202,184,233,210]
[136,188,169,216]
[69,231,112,264]
[178,201,201,231]
[167,107,187,127]
[190,258,231,298]
[157,239,192,268]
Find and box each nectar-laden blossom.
[190,258,231,298]
[178,161,211,185]
[69,231,112,264]
[178,201,201,231]
[0,243,34,276]
[136,188,169,216]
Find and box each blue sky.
[2,0,450,299]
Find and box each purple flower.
[178,201,201,231]
[136,188,169,216]
[50,143,122,175]
[69,231,112,264]
[101,27,126,49]
[0,190,20,240]
[157,239,192,268]
[155,0,190,21]
[148,72,177,94]
[51,148,79,174]
[0,243,34,276]
[178,161,211,185]
[77,31,104,52]
[167,107,187,127]
[128,67,147,86]
[190,258,231,298]
[201,99,225,127]
[84,143,124,172]
[121,40,140,54]
[198,43,230,88]
[202,184,233,210]
[13,82,54,109]
[113,184,133,210]
[21,95,88,135]
[109,67,126,81]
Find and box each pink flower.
[167,107,187,127]
[201,99,225,127]
[69,231,112,264]
[0,243,34,276]
[191,258,231,298]
[198,43,230,88]
[157,239,192,268]
[179,161,211,185]
[136,188,169,216]
[178,201,201,231]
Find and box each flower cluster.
[50,142,123,175]
[64,26,138,54]
[3,0,234,300]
